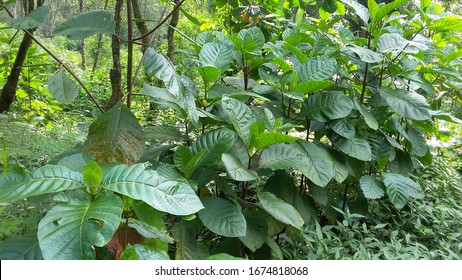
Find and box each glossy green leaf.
[128,218,174,244]
[354,98,378,130]
[322,0,338,13]
[82,161,103,193]
[428,15,462,32]
[339,0,370,23]
[294,141,335,187]
[376,0,410,23]
[0,233,43,260]
[303,92,354,122]
[82,103,145,165]
[383,173,424,210]
[239,211,268,252]
[359,175,385,199]
[329,118,355,139]
[144,125,188,142]
[198,65,221,86]
[47,70,79,104]
[38,192,123,260]
[379,87,431,120]
[346,44,384,63]
[294,80,333,94]
[368,0,379,22]
[0,165,84,203]
[120,244,170,260]
[221,153,258,181]
[53,10,115,39]
[406,124,428,157]
[258,192,304,229]
[254,132,299,151]
[102,163,203,215]
[4,5,49,29]
[198,197,246,237]
[199,42,233,73]
[297,56,339,81]
[221,96,256,147]
[329,133,372,161]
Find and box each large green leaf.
[0,165,84,203]
[339,0,370,23]
[144,125,188,142]
[354,98,378,130]
[376,0,410,23]
[128,218,174,244]
[329,118,355,139]
[294,80,334,94]
[38,192,123,260]
[120,244,170,260]
[359,175,385,199]
[0,233,43,260]
[377,34,427,54]
[102,164,203,216]
[294,141,335,187]
[47,70,79,104]
[52,10,115,39]
[221,153,258,181]
[239,210,268,252]
[345,44,384,63]
[141,84,186,116]
[237,26,265,53]
[82,103,145,165]
[379,87,431,120]
[428,15,462,32]
[303,91,354,122]
[143,48,183,97]
[221,96,256,148]
[198,197,246,237]
[197,66,221,86]
[297,56,339,81]
[258,192,304,229]
[199,42,233,73]
[406,124,427,157]
[172,220,209,260]
[4,5,49,29]
[254,132,299,151]
[259,143,304,171]
[383,173,424,210]
[329,133,372,161]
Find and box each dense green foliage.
[0,0,461,260]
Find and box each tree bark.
[79,0,86,70]
[106,0,124,110]
[131,0,149,53]
[166,0,181,59]
[0,0,42,113]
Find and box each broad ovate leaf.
[221,153,258,181]
[258,192,304,229]
[4,5,49,29]
[52,10,115,39]
[383,173,424,210]
[0,165,84,203]
[198,197,246,237]
[297,56,339,81]
[47,70,79,104]
[82,103,145,165]
[221,96,256,148]
[102,163,203,216]
[379,87,431,121]
[359,175,385,199]
[329,133,372,161]
[199,42,233,73]
[303,91,354,122]
[38,192,123,260]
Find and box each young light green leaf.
[120,244,170,260]
[82,103,145,165]
[82,161,103,194]
[379,87,431,120]
[53,10,115,39]
[221,153,258,181]
[198,65,221,86]
[428,15,462,32]
[359,175,385,199]
[258,192,304,229]
[254,132,299,151]
[0,165,85,203]
[294,80,334,94]
[38,192,123,260]
[4,5,49,29]
[368,0,379,22]
[198,197,246,237]
[47,70,79,104]
[376,0,410,23]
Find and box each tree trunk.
[106,0,124,110]
[0,0,42,113]
[79,0,86,70]
[166,0,181,59]
[131,0,149,53]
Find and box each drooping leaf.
[221,153,258,181]
[258,192,304,229]
[38,192,123,260]
[221,97,255,148]
[383,173,424,210]
[52,10,115,39]
[297,56,339,81]
[406,124,428,157]
[144,125,188,142]
[346,44,384,63]
[329,118,355,139]
[4,5,49,29]
[376,0,410,23]
[431,110,462,124]
[47,70,79,104]
[303,91,354,122]
[128,218,174,244]
[359,175,385,199]
[329,133,372,161]
[379,87,431,121]
[0,233,43,260]
[239,210,268,252]
[199,42,233,73]
[102,163,203,215]
[354,98,378,130]
[198,197,246,237]
[82,103,145,165]
[0,165,84,203]
[293,141,335,187]
[339,0,370,23]
[120,244,170,260]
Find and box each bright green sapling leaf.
[38,192,123,260]
[82,161,103,194]
[198,197,246,237]
[120,244,170,260]
[53,10,115,39]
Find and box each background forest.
[0,0,461,260]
